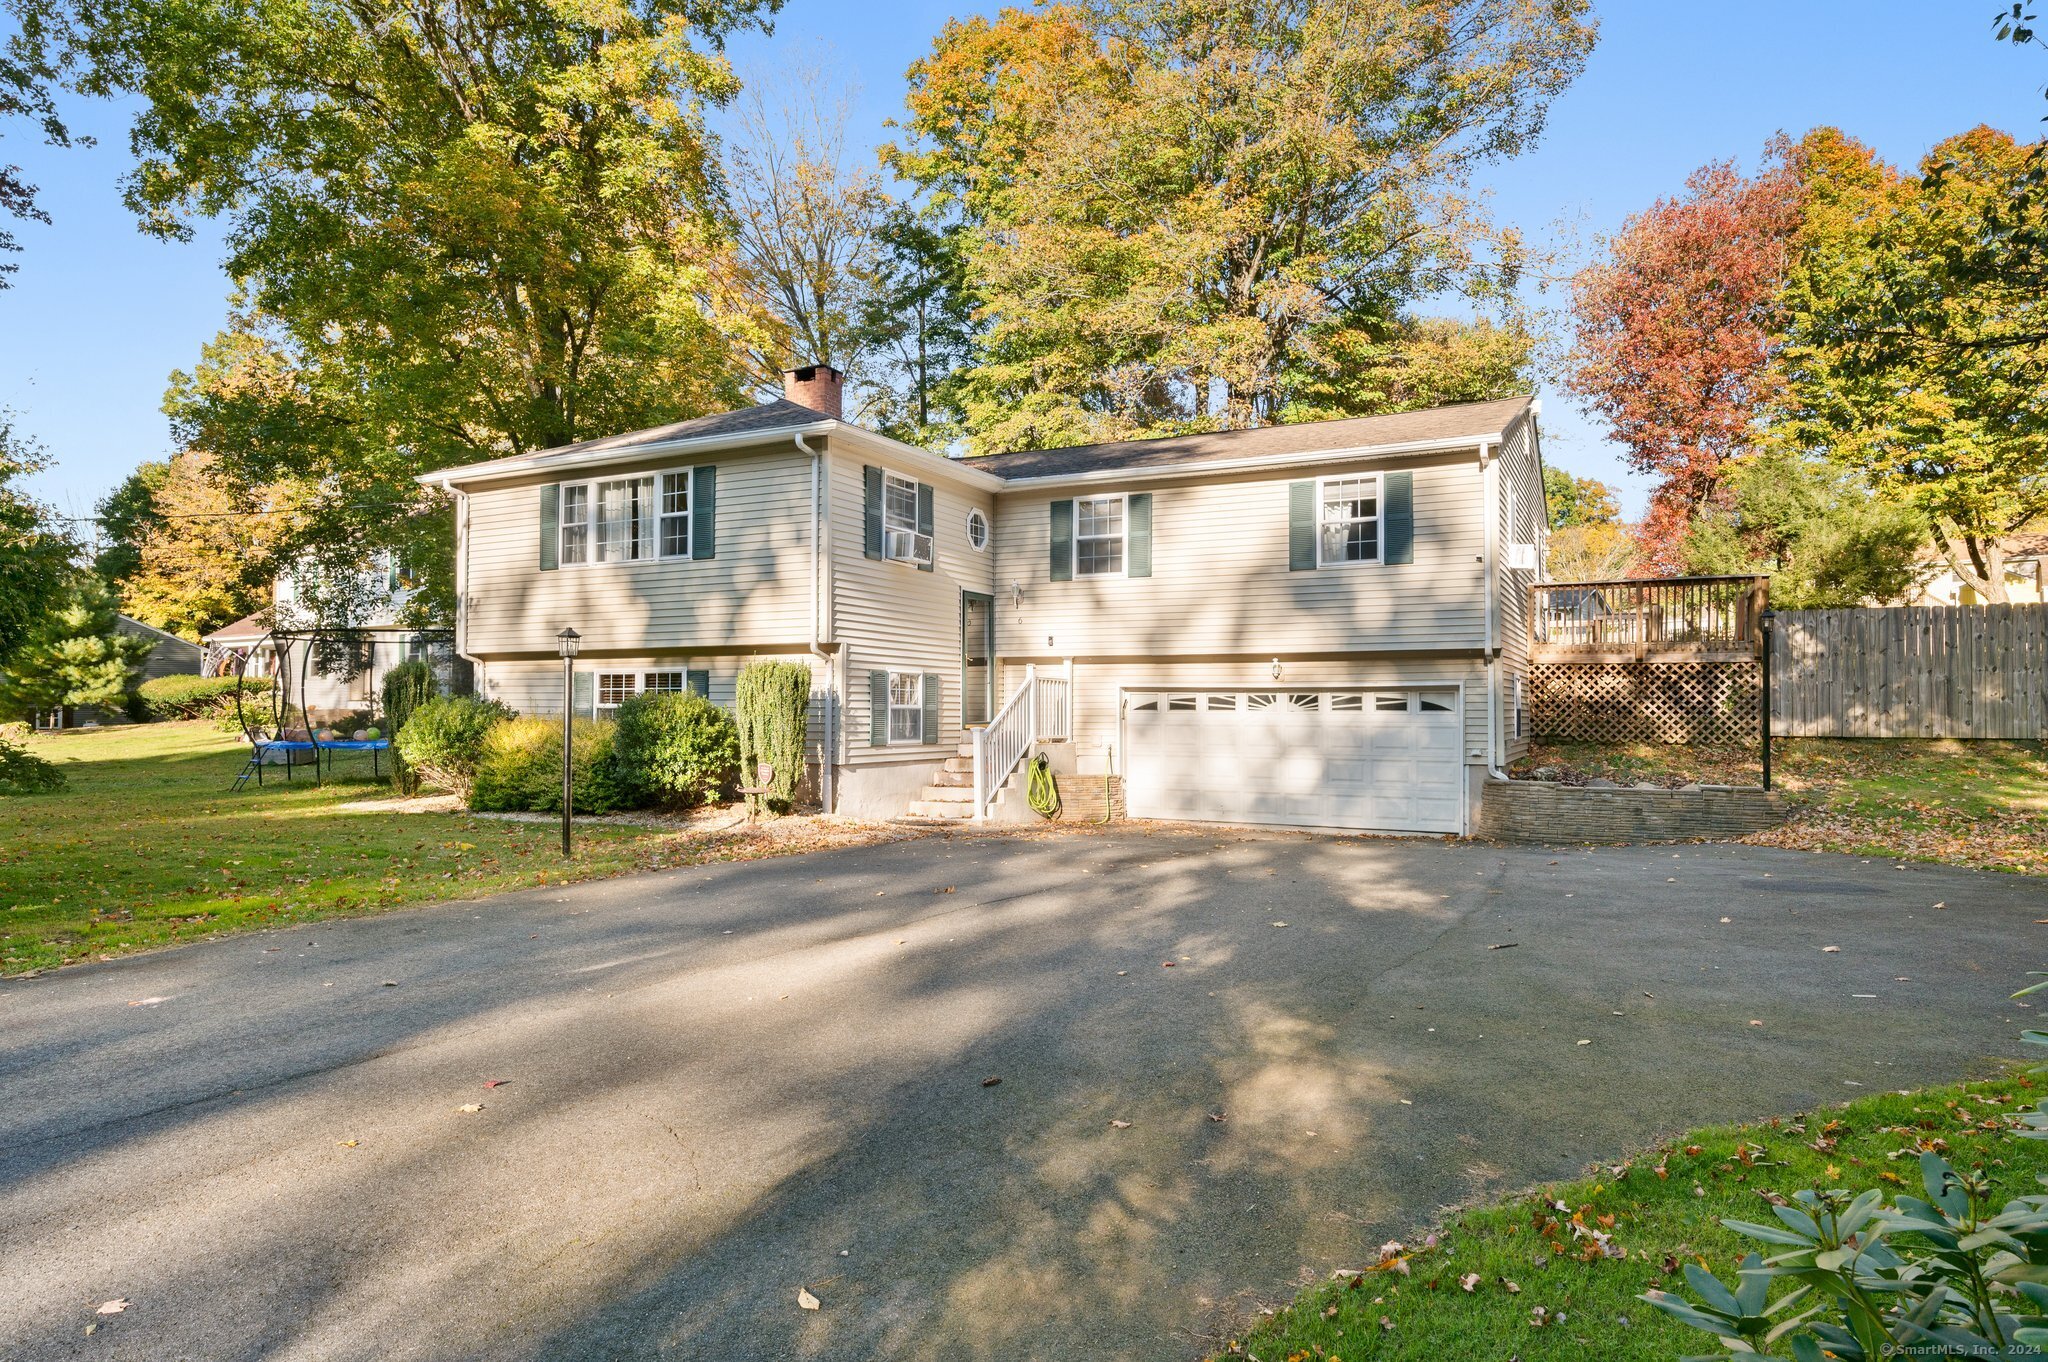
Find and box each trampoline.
[227,626,410,791]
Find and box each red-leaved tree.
[1564,151,1804,572]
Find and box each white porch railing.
[971,664,1073,819]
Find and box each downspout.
[1479,441,1507,783]
[796,432,834,814]
[438,478,485,690]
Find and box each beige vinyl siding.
[829,451,997,766]
[1003,657,1490,772]
[477,653,830,771]
[990,454,1485,658]
[460,445,817,657]
[1495,413,1541,761]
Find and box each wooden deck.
[1529,575,1769,664]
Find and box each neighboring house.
[1895,533,2047,606]
[34,616,205,729]
[202,553,448,721]
[418,367,1546,835]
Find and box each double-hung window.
[1318,475,1380,566]
[887,672,924,743]
[559,469,697,566]
[1075,494,1125,576]
[882,471,931,565]
[659,473,690,558]
[596,673,638,718]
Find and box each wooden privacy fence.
[1770,605,2048,739]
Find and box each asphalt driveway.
[2,828,2042,1361]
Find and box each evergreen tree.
[0,576,152,724]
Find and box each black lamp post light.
[1759,608,1776,792]
[558,627,580,856]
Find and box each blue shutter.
[571,669,591,717]
[1126,493,1152,578]
[863,466,883,559]
[1049,499,1074,581]
[921,673,941,744]
[916,482,935,572]
[687,668,709,698]
[539,485,560,571]
[1288,481,1315,571]
[1382,470,1413,565]
[868,670,888,746]
[691,466,716,559]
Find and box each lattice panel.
[1531,661,1760,745]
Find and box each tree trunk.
[1934,520,2010,604]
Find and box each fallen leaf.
[1576,1039,1592,1046]
[380,980,398,987]
[981,1076,1001,1087]
[1500,1278,1521,1294]
[97,1300,129,1316]
[1749,1020,1764,1027]
[1207,1111,1227,1123]
[1161,961,1175,968]
[1459,1273,1481,1292]
[1271,921,1288,928]
[482,1079,509,1088]
[337,1140,359,1148]
[1821,945,1841,953]
[1109,1119,1132,1129]
[797,1287,821,1311]
[456,1103,484,1114]
[1489,942,1518,950]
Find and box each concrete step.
[955,743,974,759]
[906,799,973,820]
[942,755,974,774]
[918,783,974,803]
[929,768,973,788]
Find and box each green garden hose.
[1027,753,1061,820]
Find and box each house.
[202,554,460,723]
[1895,533,2047,606]
[32,615,204,729]
[418,367,1546,835]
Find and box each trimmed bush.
[471,716,639,814]
[0,735,64,794]
[392,694,513,799]
[134,673,274,723]
[379,659,439,794]
[733,662,810,815]
[613,690,741,809]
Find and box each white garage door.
[1124,688,1466,834]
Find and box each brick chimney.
[781,364,844,420]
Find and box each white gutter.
[415,420,841,489]
[795,432,835,814]
[991,432,1498,490]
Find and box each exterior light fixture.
[557,628,580,856]
[1271,658,1283,680]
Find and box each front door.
[961,592,995,727]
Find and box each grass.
[1214,1069,2048,1362]
[1511,739,2048,875]
[0,720,900,975]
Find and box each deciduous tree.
[891,0,1593,453]
[1562,148,1803,572]
[108,450,278,638]
[24,0,782,623]
[0,411,74,663]
[1541,466,1621,529]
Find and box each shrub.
[613,690,741,809]
[0,735,64,794]
[392,694,513,799]
[379,659,439,794]
[134,673,274,723]
[733,662,810,815]
[471,716,639,814]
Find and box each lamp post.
[557,627,580,856]
[1758,609,1776,792]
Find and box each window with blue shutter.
[539,485,560,571]
[868,670,888,745]
[691,466,716,559]
[1049,499,1074,581]
[863,467,884,559]
[1126,492,1152,578]
[1287,481,1315,571]
[1382,470,1414,565]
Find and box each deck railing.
[1530,575,1768,661]
[971,664,1073,819]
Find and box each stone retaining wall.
[1479,778,1787,845]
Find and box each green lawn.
[1215,1070,2048,1362]
[0,721,888,975]
[1513,739,2048,875]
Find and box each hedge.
[734,662,809,815]
[471,716,639,814]
[613,690,740,809]
[392,695,513,799]
[134,673,275,722]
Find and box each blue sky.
[2,1,2041,527]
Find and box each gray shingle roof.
[965,395,1535,480]
[527,398,830,460]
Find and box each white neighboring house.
[419,365,1548,835]
[1895,533,2047,606]
[203,553,451,721]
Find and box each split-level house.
[418,366,1545,836]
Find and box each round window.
[966,508,990,551]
